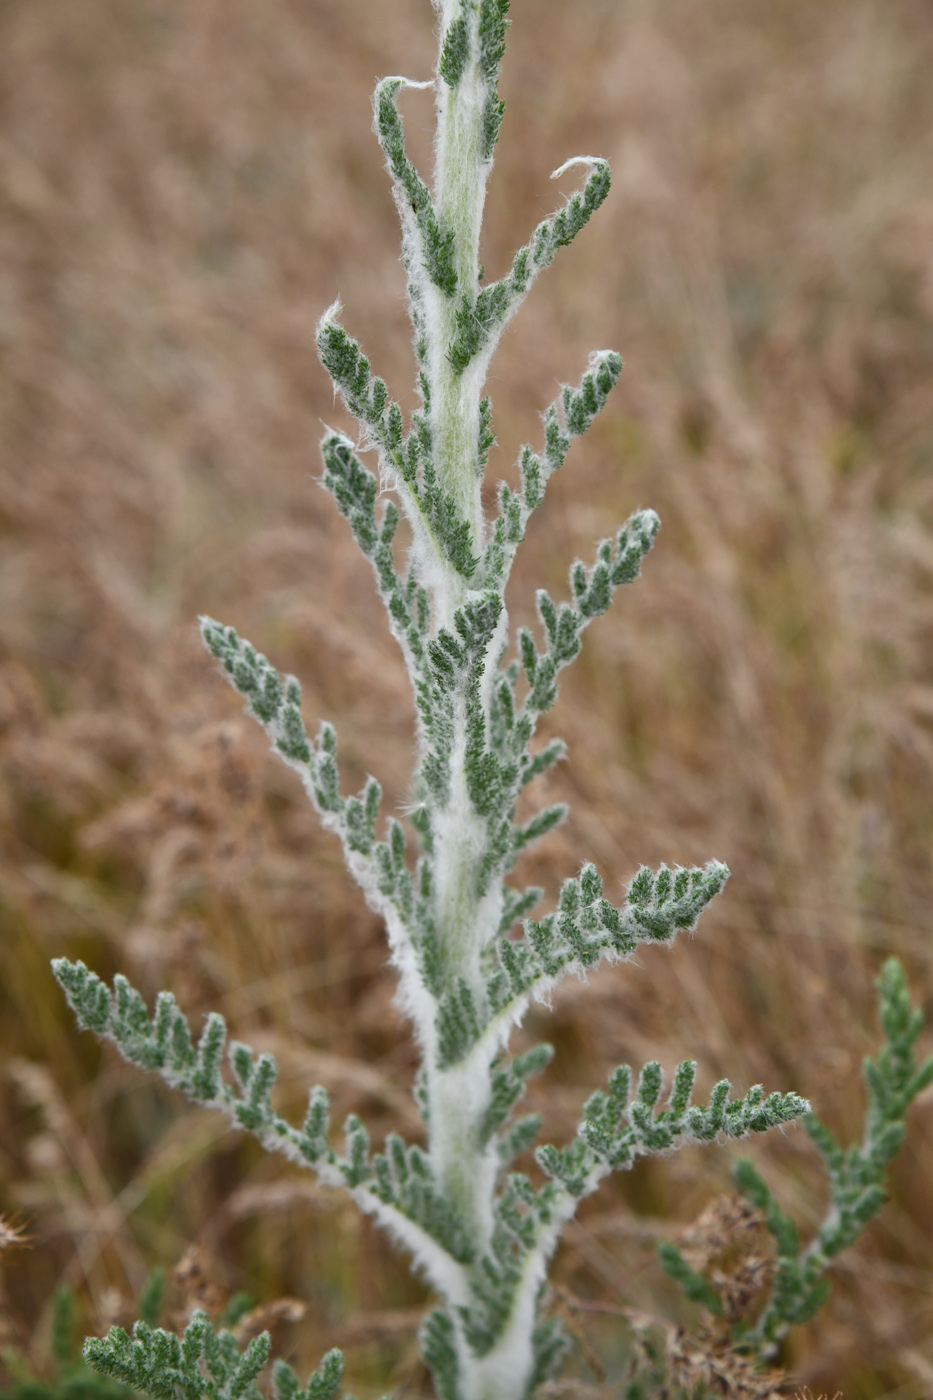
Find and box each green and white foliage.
[739,957,933,1351]
[53,4,814,1400]
[84,1311,361,1400]
[659,957,933,1360]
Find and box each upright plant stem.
[422,11,503,1309]
[54,6,813,1399]
[429,16,489,552]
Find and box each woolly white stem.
[426,21,492,557]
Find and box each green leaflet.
[737,957,933,1349]
[374,77,457,298]
[656,958,932,1363]
[84,1313,356,1400]
[446,160,611,375]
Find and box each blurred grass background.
[1,0,932,1394]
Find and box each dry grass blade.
[0,1216,33,1251]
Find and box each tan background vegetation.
[1,0,932,1394]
